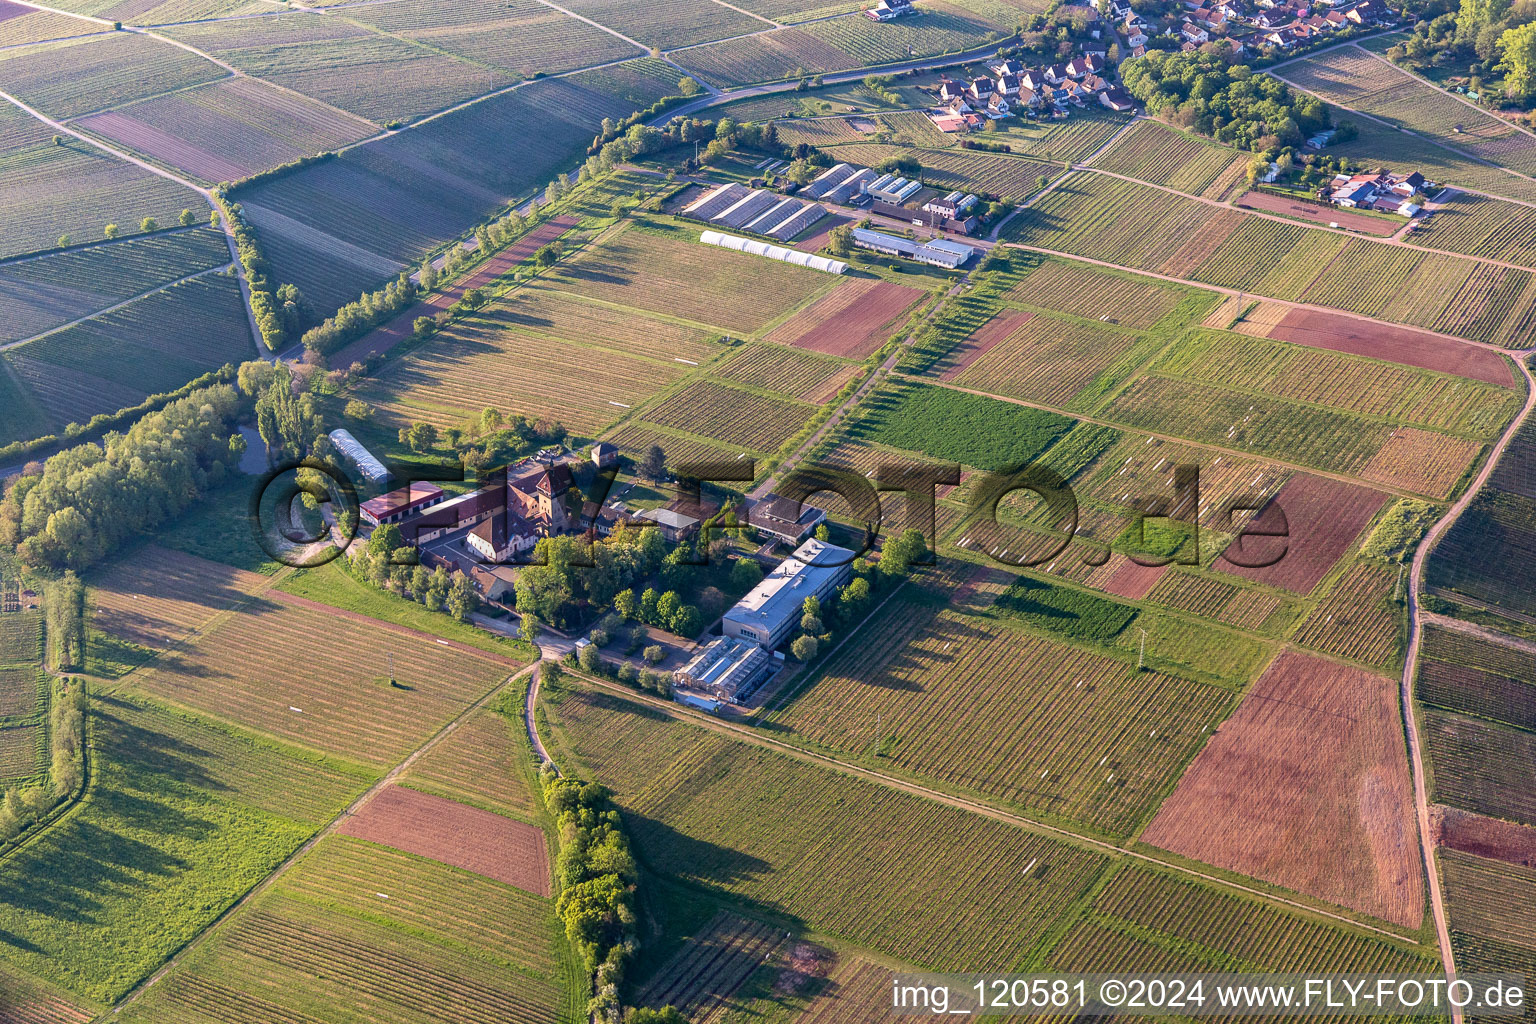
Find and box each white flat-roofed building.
[723,538,853,649]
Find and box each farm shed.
[723,538,853,649]
[699,231,846,274]
[850,229,976,268]
[329,428,388,486]
[360,482,446,527]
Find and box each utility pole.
[1138,628,1146,671]
[388,650,395,687]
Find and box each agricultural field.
[1142,650,1422,927]
[1098,374,1395,479]
[674,6,1008,86]
[768,576,1235,835]
[1216,473,1387,595]
[715,344,859,403]
[1002,258,1192,329]
[1360,427,1482,499]
[0,110,206,261]
[547,681,1110,971]
[1291,560,1403,668]
[1427,486,1536,620]
[337,784,551,896]
[639,380,815,453]
[351,305,690,436]
[77,77,377,185]
[1005,172,1536,345]
[117,838,567,1024]
[852,381,1073,471]
[0,611,40,665]
[234,81,655,314]
[1441,851,1536,957]
[0,959,97,1024]
[122,592,511,767]
[558,0,765,49]
[765,276,926,358]
[988,108,1129,163]
[0,692,369,1002]
[546,223,835,334]
[483,280,718,362]
[340,0,643,75]
[1417,625,1536,732]
[1422,710,1536,826]
[0,31,225,120]
[1090,865,1435,974]
[160,16,514,125]
[1091,119,1249,199]
[603,422,747,466]
[399,702,537,820]
[1412,190,1536,268]
[1260,305,1516,388]
[944,311,1144,409]
[0,7,100,47]
[89,545,273,651]
[0,225,229,345]
[1279,46,1536,177]
[1144,569,1300,635]
[563,57,687,109]
[814,142,1056,200]
[1149,329,1517,444]
[639,913,787,1019]
[1,271,253,446]
[669,27,864,87]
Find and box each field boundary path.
[545,668,1423,945]
[1421,609,1536,657]
[1399,351,1536,1023]
[526,662,554,769]
[102,661,537,1022]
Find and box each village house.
[995,71,1022,96]
[1180,21,1210,43]
[989,57,1025,76]
[1064,53,1104,77]
[1100,85,1136,111]
[1123,22,1149,46]
[968,75,995,102]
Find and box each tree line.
[541,762,639,1024]
[0,384,245,570]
